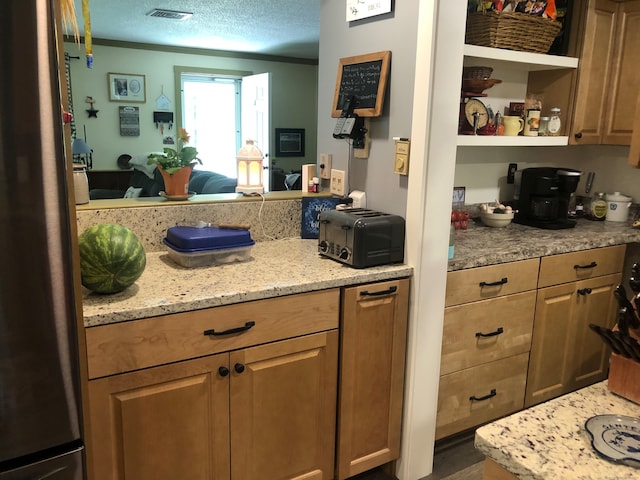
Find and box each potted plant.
[147,128,202,197]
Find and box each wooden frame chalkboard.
[332,51,391,118]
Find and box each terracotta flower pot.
[158,164,193,196]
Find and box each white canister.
[605,192,632,222]
[73,164,90,205]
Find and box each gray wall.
[317,2,419,216]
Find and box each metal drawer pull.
[574,261,597,270]
[204,321,256,337]
[577,288,593,295]
[469,389,497,402]
[475,327,504,338]
[479,277,507,287]
[360,286,398,297]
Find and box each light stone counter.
[82,238,413,327]
[450,218,640,271]
[475,381,640,479]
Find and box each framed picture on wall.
[108,73,146,102]
[275,128,305,157]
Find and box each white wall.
[456,145,637,205]
[317,3,419,216]
[65,42,318,176]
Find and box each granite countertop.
[449,218,640,271]
[82,238,413,328]
[475,381,640,479]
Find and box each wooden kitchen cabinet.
[436,260,538,440]
[85,290,340,480]
[336,278,409,480]
[525,245,625,407]
[527,0,640,145]
[87,354,231,480]
[568,0,640,145]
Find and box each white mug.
[503,116,524,136]
[524,109,541,136]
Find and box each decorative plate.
[117,154,132,170]
[585,414,640,468]
[159,191,195,201]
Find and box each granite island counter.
[450,218,640,272]
[475,381,640,480]
[82,238,413,327]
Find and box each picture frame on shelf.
[108,73,146,103]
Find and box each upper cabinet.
[461,0,640,147]
[568,0,640,145]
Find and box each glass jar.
[548,107,562,136]
[538,116,549,136]
[590,192,607,221]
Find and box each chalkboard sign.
[332,51,391,118]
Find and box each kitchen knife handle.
[469,389,497,402]
[574,261,597,270]
[360,286,398,297]
[475,327,504,338]
[204,321,256,337]
[479,277,507,287]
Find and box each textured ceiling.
[69,0,320,59]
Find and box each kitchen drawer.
[435,352,528,440]
[445,259,539,307]
[538,245,626,288]
[440,291,535,376]
[86,289,340,379]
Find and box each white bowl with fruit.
[479,202,515,228]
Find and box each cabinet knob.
[575,132,583,140]
[577,288,593,295]
[234,363,245,374]
[218,366,230,377]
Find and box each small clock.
[464,98,489,130]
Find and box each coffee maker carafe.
[514,167,582,229]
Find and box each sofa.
[89,154,238,199]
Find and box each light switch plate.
[319,154,332,179]
[330,169,346,196]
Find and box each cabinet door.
[571,0,640,145]
[337,279,409,480]
[570,0,618,145]
[571,273,621,390]
[602,0,640,144]
[87,354,230,480]
[229,331,338,480]
[525,273,621,407]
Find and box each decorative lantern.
[235,139,264,195]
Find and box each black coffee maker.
[514,167,582,229]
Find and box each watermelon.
[78,224,146,294]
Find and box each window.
[181,73,241,178]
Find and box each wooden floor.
[352,431,484,480]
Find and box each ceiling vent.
[147,9,193,20]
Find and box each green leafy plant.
[147,128,202,174]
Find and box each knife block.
[608,353,640,404]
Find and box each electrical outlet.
[319,154,332,179]
[507,163,518,184]
[330,169,346,196]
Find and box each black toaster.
[317,208,405,268]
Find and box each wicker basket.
[465,11,562,54]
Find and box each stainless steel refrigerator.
[1,1,84,478]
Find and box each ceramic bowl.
[480,211,514,228]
